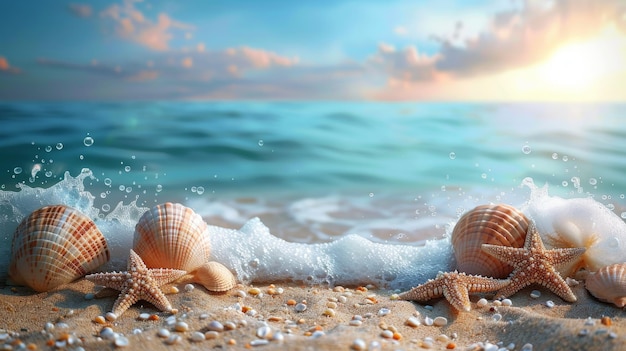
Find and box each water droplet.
[522,144,531,154]
[589,178,597,185]
[562,181,568,187]
[83,136,94,147]
[449,152,456,160]
[551,152,559,160]
[119,185,125,191]
[56,143,63,150]
[13,167,22,175]
[124,166,131,172]
[621,212,626,219]
[191,186,197,193]
[79,154,84,160]
[126,187,132,193]
[369,192,374,198]
[258,139,264,147]
[562,155,569,162]
[440,185,446,192]
[45,171,52,177]
[100,192,107,199]
[197,187,204,195]
[156,184,163,193]
[45,145,52,152]
[131,155,136,160]
[104,178,112,186]
[481,173,487,179]
[102,204,110,212]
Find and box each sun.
[538,25,626,92]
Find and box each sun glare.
[539,26,626,92]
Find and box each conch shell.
[133,202,236,291]
[9,205,110,292]
[451,204,528,278]
[585,263,626,308]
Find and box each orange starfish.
[399,271,510,312]
[85,249,187,319]
[482,222,585,302]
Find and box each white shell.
[9,205,110,292]
[183,261,237,292]
[585,263,626,308]
[133,202,210,272]
[451,204,528,278]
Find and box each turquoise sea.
[1,102,625,246]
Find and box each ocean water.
[2,102,626,289]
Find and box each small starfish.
[399,271,510,312]
[482,222,585,302]
[85,249,187,319]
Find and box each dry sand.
[1,279,625,350]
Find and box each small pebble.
[100,327,116,340]
[93,316,106,324]
[425,305,434,311]
[424,317,433,326]
[492,300,502,306]
[530,290,541,298]
[114,336,129,348]
[584,317,595,326]
[501,299,512,306]
[378,308,391,317]
[132,329,142,335]
[138,313,150,321]
[521,343,533,351]
[105,312,117,321]
[165,334,182,345]
[327,302,338,309]
[380,330,394,338]
[436,334,449,342]
[199,313,209,320]
[492,313,502,322]
[545,300,555,308]
[190,331,205,342]
[349,320,363,327]
[601,316,612,326]
[609,332,618,339]
[207,321,224,332]
[174,321,189,332]
[433,316,448,326]
[338,296,348,303]
[405,317,420,328]
[311,330,325,338]
[167,286,179,294]
[272,332,285,342]
[248,287,261,296]
[389,294,399,300]
[157,329,170,338]
[224,321,237,330]
[204,331,219,340]
[476,298,488,308]
[295,303,307,312]
[566,277,580,286]
[235,290,247,298]
[323,308,336,317]
[256,326,273,339]
[184,284,194,292]
[578,329,589,337]
[351,338,367,351]
[250,339,269,347]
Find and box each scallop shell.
[585,263,626,307]
[8,205,110,292]
[133,202,210,272]
[179,261,237,292]
[451,204,529,278]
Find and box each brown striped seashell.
[133,202,211,272]
[585,263,626,307]
[8,205,110,292]
[179,261,237,292]
[451,204,529,278]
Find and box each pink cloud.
[68,3,92,18]
[101,0,193,51]
[0,56,21,74]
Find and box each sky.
[0,0,625,101]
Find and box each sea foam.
[2,170,626,291]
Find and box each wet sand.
[1,279,625,350]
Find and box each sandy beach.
[1,278,624,351]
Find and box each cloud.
[68,3,92,18]
[100,0,193,51]
[376,0,626,82]
[37,57,157,81]
[0,56,21,74]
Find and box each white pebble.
[521,343,533,351]
[349,320,363,327]
[235,290,247,298]
[174,321,189,332]
[207,321,224,332]
[165,315,177,326]
[338,295,348,303]
[138,313,150,321]
[502,299,513,306]
[578,329,589,337]
[295,303,307,312]
[256,326,273,339]
[224,321,237,330]
[44,322,55,332]
[436,334,449,342]
[483,343,498,351]
[351,338,367,350]
[425,305,434,311]
[105,312,117,321]
[530,290,541,298]
[545,300,555,308]
[250,339,269,346]
[272,331,285,342]
[204,331,219,339]
[433,316,448,326]
[165,334,182,345]
[184,284,195,292]
[584,317,595,326]
[311,331,325,338]
[492,313,502,322]
[423,316,433,326]
[100,327,116,340]
[492,300,502,306]
[190,331,205,342]
[405,317,420,327]
[157,328,170,338]
[378,308,391,316]
[199,313,209,320]
[114,336,129,348]
[380,330,394,338]
[476,298,488,308]
[132,329,142,335]
[609,332,618,339]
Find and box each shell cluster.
[585,263,626,308]
[451,204,529,279]
[8,205,110,292]
[8,202,236,293]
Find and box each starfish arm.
[139,280,174,312]
[85,272,128,291]
[548,247,586,267]
[465,275,511,294]
[442,282,471,312]
[398,279,444,302]
[481,244,526,262]
[493,277,531,299]
[111,288,140,317]
[538,269,577,302]
[149,268,188,286]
